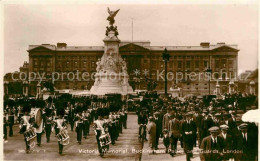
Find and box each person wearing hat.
[201,113,214,142]
[220,113,236,137]
[3,109,8,141]
[34,103,44,147]
[153,111,162,149]
[54,108,67,155]
[233,123,257,161]
[200,126,224,161]
[213,113,222,127]
[44,108,53,143]
[194,110,203,147]
[168,112,181,156]
[68,104,76,131]
[147,116,156,152]
[219,125,233,161]
[138,110,148,141]
[83,107,91,139]
[162,107,171,134]
[75,106,84,144]
[7,104,15,137]
[93,108,106,156]
[19,103,34,153]
[182,112,197,161]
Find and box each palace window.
[222,59,226,68]
[178,61,182,69]
[169,61,173,68]
[204,61,208,68]
[83,61,87,68]
[34,61,38,66]
[228,60,233,68]
[91,61,95,68]
[58,62,62,67]
[215,60,219,69]
[74,61,78,68]
[186,61,190,69]
[195,61,199,68]
[66,61,70,68]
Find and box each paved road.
[142,138,200,161]
[4,114,142,161]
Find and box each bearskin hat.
[96,108,104,116]
[23,102,31,113]
[45,108,52,116]
[56,107,65,117]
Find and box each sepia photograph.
[2,1,259,161]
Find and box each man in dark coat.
[220,113,236,135]
[68,104,75,131]
[168,112,181,156]
[201,113,214,140]
[233,123,257,161]
[138,111,148,141]
[153,111,162,149]
[200,126,224,161]
[218,124,233,161]
[182,112,197,161]
[194,110,203,146]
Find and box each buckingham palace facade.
[18,41,238,96]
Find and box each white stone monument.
[90,8,133,95]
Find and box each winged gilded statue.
[107,7,120,25]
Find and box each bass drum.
[30,108,42,128]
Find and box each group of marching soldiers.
[137,95,258,161]
[3,96,128,156]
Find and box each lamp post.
[162,48,170,95]
[206,54,212,95]
[206,68,212,95]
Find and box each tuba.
[24,127,36,149]
[57,128,70,146]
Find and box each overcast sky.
[4,4,258,74]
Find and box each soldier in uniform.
[75,107,84,144]
[109,111,116,145]
[122,105,128,129]
[83,108,91,138]
[93,108,106,157]
[45,108,53,143]
[4,109,8,141]
[7,106,15,137]
[20,103,34,154]
[54,108,67,155]
[68,104,75,131]
[34,102,44,147]
[200,126,224,161]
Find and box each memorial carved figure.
[96,58,102,73]
[107,7,120,26]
